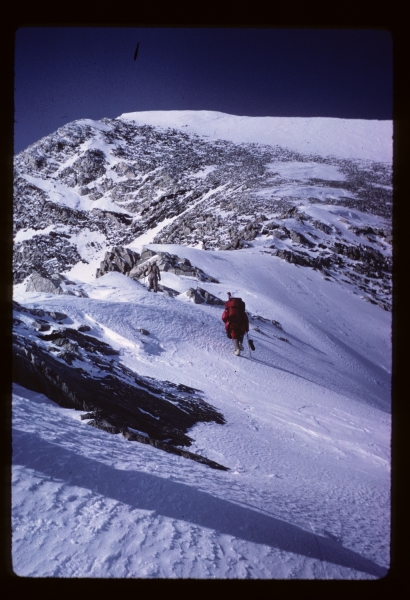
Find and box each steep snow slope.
[12,110,392,579]
[12,240,391,579]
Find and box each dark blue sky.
[14,27,393,154]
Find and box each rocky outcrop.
[12,301,228,471]
[26,272,65,294]
[13,302,68,321]
[25,272,89,297]
[332,241,390,272]
[14,115,392,311]
[287,229,314,247]
[96,246,219,286]
[36,327,120,364]
[138,250,218,282]
[13,232,85,284]
[59,148,108,189]
[95,246,141,278]
[269,248,332,271]
[185,287,225,305]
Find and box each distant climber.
[145,260,161,292]
[133,42,140,61]
[222,292,249,356]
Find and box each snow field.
[120,111,392,162]
[12,241,391,578]
[12,381,388,579]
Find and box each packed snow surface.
[12,238,391,579]
[120,110,392,163]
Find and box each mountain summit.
[120,110,393,162]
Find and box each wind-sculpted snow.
[12,423,386,578]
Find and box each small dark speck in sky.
[14,27,392,154]
[134,42,140,62]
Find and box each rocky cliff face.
[13,114,392,310]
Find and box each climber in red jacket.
[222,292,249,356]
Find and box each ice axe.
[246,332,255,356]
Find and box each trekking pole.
[246,332,251,358]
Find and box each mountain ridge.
[120,110,393,163]
[12,111,392,578]
[13,111,392,311]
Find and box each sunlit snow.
[266,161,346,181]
[12,111,392,579]
[13,239,391,579]
[120,111,392,163]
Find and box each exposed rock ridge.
[14,116,392,310]
[12,301,228,471]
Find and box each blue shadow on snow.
[13,428,387,579]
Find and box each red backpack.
[225,298,246,323]
[222,297,249,339]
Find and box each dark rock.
[12,301,228,469]
[288,229,314,247]
[157,284,179,297]
[272,230,285,239]
[38,328,119,356]
[140,249,157,261]
[312,220,333,235]
[80,413,94,420]
[27,308,45,317]
[198,288,224,305]
[274,249,310,267]
[121,431,228,471]
[71,288,89,298]
[47,311,68,321]
[126,249,218,284]
[186,288,204,303]
[72,148,107,186]
[88,191,104,201]
[96,246,141,278]
[33,320,51,332]
[91,208,133,228]
[186,287,224,305]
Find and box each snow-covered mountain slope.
[12,240,391,578]
[13,111,392,310]
[121,110,393,162]
[12,111,392,579]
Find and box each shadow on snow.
[13,428,387,579]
